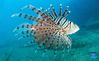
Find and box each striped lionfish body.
[12,4,79,51]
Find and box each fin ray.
[59,4,62,16]
[11,13,41,22]
[21,4,51,20]
[50,4,57,17]
[62,6,70,17]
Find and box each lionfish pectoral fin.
[15,30,33,40]
[13,23,32,32]
[23,41,34,47]
[11,13,42,22]
[13,23,35,40]
[65,36,72,48]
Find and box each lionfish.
[12,4,79,54]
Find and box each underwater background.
[0,0,99,61]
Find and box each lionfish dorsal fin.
[50,4,57,17]
[59,4,62,16]
[62,6,70,17]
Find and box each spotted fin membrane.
[12,4,79,56]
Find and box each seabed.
[0,19,99,61]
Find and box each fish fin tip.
[66,6,69,8]
[11,13,19,17]
[60,4,62,6]
[20,4,34,11]
[50,4,52,6]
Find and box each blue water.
[0,0,99,61]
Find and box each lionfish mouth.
[12,4,79,51]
